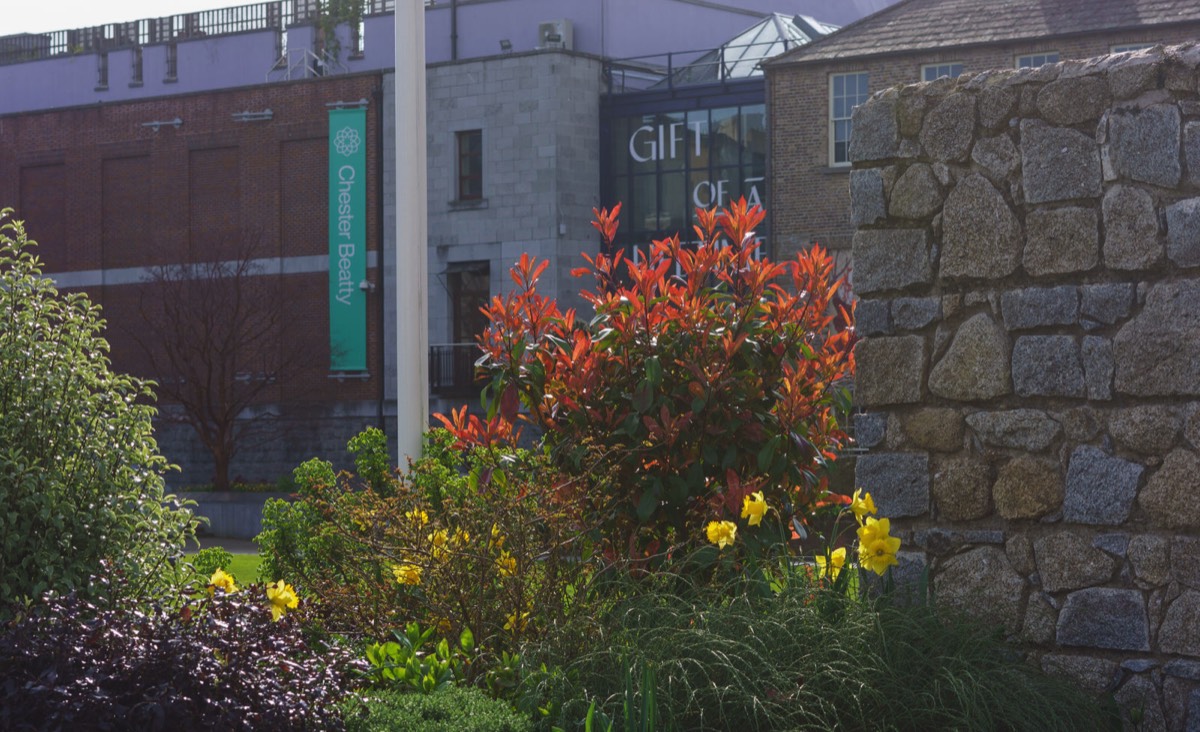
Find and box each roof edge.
[764,16,1200,69]
[762,0,919,68]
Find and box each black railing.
[604,40,794,94]
[1,0,405,66]
[429,343,482,396]
[0,0,316,66]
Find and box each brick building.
[764,0,1200,264]
[0,0,886,485]
[0,73,389,485]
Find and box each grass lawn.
[185,545,264,585]
[224,553,263,585]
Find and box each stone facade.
[851,44,1200,729]
[423,51,603,419]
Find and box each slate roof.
[767,0,1200,66]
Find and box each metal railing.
[429,343,482,396]
[266,46,348,81]
[0,1,285,65]
[0,0,397,67]
[604,40,794,94]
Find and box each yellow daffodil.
[265,580,299,621]
[815,547,847,581]
[392,562,423,586]
[429,528,450,561]
[207,568,238,595]
[741,491,768,527]
[495,550,517,577]
[504,610,530,633]
[406,508,429,526]
[856,517,901,576]
[706,520,737,549]
[850,488,877,524]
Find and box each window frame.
[165,43,178,82]
[130,47,144,86]
[96,52,109,90]
[921,62,964,82]
[455,129,483,202]
[1015,52,1060,69]
[828,71,869,168]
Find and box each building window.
[131,47,143,85]
[829,72,869,166]
[922,62,963,81]
[165,43,178,81]
[448,262,491,343]
[351,20,365,57]
[1112,43,1154,53]
[456,130,482,201]
[1016,52,1059,68]
[96,52,109,89]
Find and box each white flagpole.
[395,0,429,461]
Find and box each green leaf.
[632,379,654,413]
[722,445,738,469]
[460,626,475,653]
[757,434,782,473]
[645,355,662,387]
[665,476,690,507]
[636,484,661,522]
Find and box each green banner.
[328,107,367,371]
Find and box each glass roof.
[653,13,838,87]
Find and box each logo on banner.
[333,126,362,157]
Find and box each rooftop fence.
[0,0,397,66]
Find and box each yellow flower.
[489,523,506,550]
[504,610,530,633]
[850,489,877,524]
[429,528,450,561]
[406,508,429,526]
[741,491,768,527]
[856,517,901,576]
[452,528,471,546]
[392,562,423,586]
[705,520,737,549]
[265,580,300,621]
[815,547,847,581]
[207,568,238,595]
[495,550,517,577]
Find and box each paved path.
[188,536,258,554]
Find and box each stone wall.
[850,43,1200,729]
[767,26,1200,262]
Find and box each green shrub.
[191,546,234,577]
[343,686,533,732]
[0,209,197,613]
[256,456,353,590]
[348,426,393,493]
[256,427,592,678]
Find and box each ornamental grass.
[521,565,1120,732]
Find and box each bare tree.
[133,235,293,491]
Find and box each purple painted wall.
[0,0,896,115]
[421,0,888,63]
[0,29,283,114]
